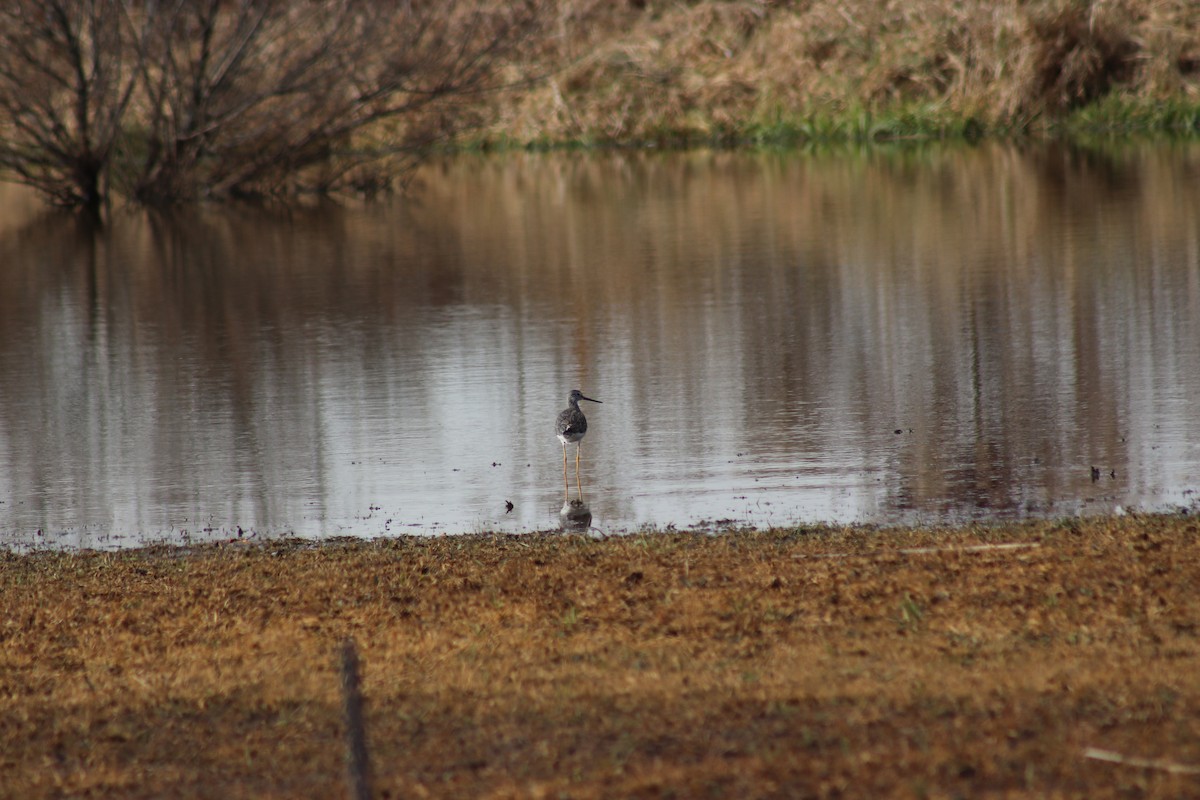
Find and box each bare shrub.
[0,0,140,208]
[0,0,543,210]
[129,0,544,202]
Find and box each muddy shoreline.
[3,515,1199,798]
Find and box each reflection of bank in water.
[560,499,591,531]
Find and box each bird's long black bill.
[580,396,602,404]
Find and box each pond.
[2,142,1199,549]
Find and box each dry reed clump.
[490,0,1200,143]
[3,515,1200,798]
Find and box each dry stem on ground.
[3,515,1200,798]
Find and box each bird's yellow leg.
[576,443,584,502]
[562,442,570,499]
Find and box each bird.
[556,389,601,501]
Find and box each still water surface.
[2,143,1199,549]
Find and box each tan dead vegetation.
[490,0,1200,142]
[3,514,1200,797]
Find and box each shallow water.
[2,143,1199,549]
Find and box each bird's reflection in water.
[559,499,592,531]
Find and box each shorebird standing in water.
[556,389,601,501]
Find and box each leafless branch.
[0,0,546,209]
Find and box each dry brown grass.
[488,0,1200,142]
[3,515,1200,797]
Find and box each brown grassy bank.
[3,515,1200,798]
[488,0,1200,144]
[4,1,1199,210]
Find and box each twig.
[796,542,1042,560]
[341,638,372,800]
[894,542,1041,556]
[1083,747,1200,775]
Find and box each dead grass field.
[489,0,1200,144]
[3,514,1200,798]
